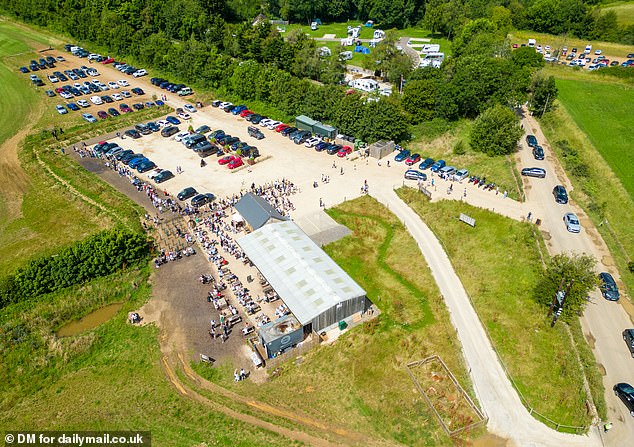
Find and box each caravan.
[349,78,379,93]
[419,52,445,68]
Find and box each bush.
[470,104,523,156]
[0,228,149,308]
[453,140,466,155]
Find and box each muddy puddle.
[57,303,123,337]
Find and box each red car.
[97,111,108,119]
[101,57,114,64]
[239,109,253,117]
[405,153,421,166]
[228,157,243,169]
[337,146,352,157]
[218,155,237,165]
[275,123,289,132]
[119,103,132,113]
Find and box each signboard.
[459,213,476,227]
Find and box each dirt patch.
[596,363,606,376]
[585,332,596,349]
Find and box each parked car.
[178,111,191,120]
[314,141,329,152]
[418,158,434,170]
[135,124,151,135]
[405,153,422,166]
[337,146,353,157]
[174,131,191,142]
[404,170,427,181]
[532,145,545,160]
[67,102,80,111]
[76,99,90,108]
[185,134,206,149]
[293,131,311,144]
[599,272,620,301]
[191,193,215,208]
[232,105,247,115]
[195,125,211,134]
[90,95,103,105]
[218,155,237,165]
[280,126,297,136]
[166,116,180,125]
[430,160,446,172]
[133,69,147,77]
[563,212,581,233]
[183,103,196,113]
[526,135,538,147]
[613,383,634,416]
[453,168,469,181]
[248,126,264,140]
[136,160,157,173]
[161,126,179,137]
[623,329,634,358]
[521,167,546,178]
[97,111,108,119]
[394,149,410,162]
[119,103,132,113]
[107,107,120,117]
[228,157,243,169]
[55,105,68,114]
[146,122,160,132]
[154,170,174,183]
[124,129,141,139]
[82,113,97,123]
[552,185,568,204]
[210,129,225,139]
[178,187,197,201]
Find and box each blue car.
[430,159,446,172]
[67,102,80,111]
[232,105,247,115]
[419,157,434,170]
[166,115,180,125]
[315,141,329,152]
[394,149,410,162]
[137,161,156,173]
[155,100,164,106]
[129,157,149,169]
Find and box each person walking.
[603,422,612,433]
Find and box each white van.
[528,39,536,48]
[585,44,592,53]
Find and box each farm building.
[296,115,318,132]
[313,122,337,139]
[237,221,369,334]
[233,193,288,231]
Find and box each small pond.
[57,303,123,337]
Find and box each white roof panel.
[237,221,365,325]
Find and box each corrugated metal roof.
[237,221,366,325]
[234,193,288,230]
[295,115,317,126]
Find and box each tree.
[402,79,438,123]
[470,104,522,156]
[529,75,558,117]
[534,253,599,320]
[511,46,546,69]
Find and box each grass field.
[195,195,480,446]
[539,83,634,298]
[600,1,634,26]
[397,189,597,426]
[0,268,301,447]
[408,119,523,200]
[555,78,634,197]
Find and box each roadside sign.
[459,213,476,227]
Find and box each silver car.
[563,213,581,233]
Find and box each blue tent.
[354,46,370,54]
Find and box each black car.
[599,272,620,301]
[19,66,29,73]
[210,129,225,139]
[185,134,207,149]
[613,383,634,417]
[146,122,160,132]
[326,144,342,155]
[217,135,238,146]
[177,187,197,201]
[532,145,545,160]
[121,153,141,164]
[526,134,538,147]
[161,126,179,137]
[107,107,120,117]
[154,170,174,183]
[251,115,265,124]
[132,103,144,110]
[194,142,215,156]
[115,150,134,161]
[124,129,142,139]
[552,185,568,204]
[196,125,211,134]
[211,100,222,107]
[281,126,297,136]
[131,87,144,95]
[521,167,546,178]
[623,329,634,358]
[101,95,114,103]
[191,193,215,208]
[45,90,55,97]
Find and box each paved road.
[519,111,634,446]
[371,186,601,447]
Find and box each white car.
[133,69,147,77]
[157,119,170,128]
[259,119,273,127]
[266,120,281,130]
[121,90,131,98]
[219,101,232,110]
[90,96,103,105]
[59,91,73,99]
[174,131,191,142]
[56,105,68,115]
[594,49,602,55]
[147,168,163,180]
[304,137,321,148]
[86,69,99,76]
[183,103,196,113]
[177,112,191,120]
[117,79,129,87]
[76,99,90,108]
[91,79,101,85]
[111,93,122,101]
[48,75,59,83]
[73,82,82,89]
[108,81,120,89]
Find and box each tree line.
[0,228,149,308]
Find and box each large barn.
[237,220,369,334]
